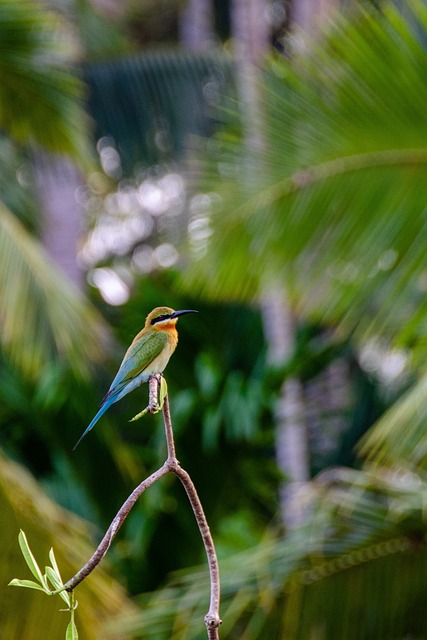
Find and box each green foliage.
[85,50,234,174]
[0,136,38,231]
[9,532,77,628]
[106,467,427,639]
[183,2,427,358]
[0,0,90,161]
[360,370,427,470]
[0,452,135,639]
[0,201,111,383]
[9,529,77,612]
[5,1,427,638]
[93,281,280,593]
[0,0,110,434]
[93,3,427,637]
[74,0,131,61]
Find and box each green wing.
[107,331,168,395]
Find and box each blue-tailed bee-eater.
[73,306,197,449]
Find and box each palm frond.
[85,49,234,174]
[0,202,111,381]
[359,370,427,469]
[0,450,136,640]
[0,0,90,161]
[0,137,38,230]
[182,2,427,356]
[104,466,427,639]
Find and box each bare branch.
[64,462,170,591]
[162,391,177,460]
[148,373,162,413]
[65,375,222,637]
[162,393,222,635]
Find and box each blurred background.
[2,0,427,638]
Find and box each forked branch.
[65,375,221,638]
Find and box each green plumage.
[110,330,169,391]
[73,306,197,449]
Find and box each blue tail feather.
[73,396,116,450]
[73,375,145,450]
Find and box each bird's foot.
[129,375,168,422]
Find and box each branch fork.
[129,373,168,421]
[66,375,222,638]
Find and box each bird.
[73,306,198,449]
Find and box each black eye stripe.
[151,314,171,325]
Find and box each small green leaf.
[45,567,70,606]
[45,567,64,589]
[159,377,168,409]
[129,407,148,422]
[66,620,78,640]
[47,548,70,604]
[49,547,62,577]
[45,565,63,590]
[41,573,50,591]
[18,531,44,584]
[58,589,71,607]
[8,578,47,592]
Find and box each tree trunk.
[34,152,84,289]
[230,0,308,527]
[292,0,337,35]
[179,0,215,51]
[230,0,269,157]
[261,289,310,527]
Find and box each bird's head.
[145,306,198,329]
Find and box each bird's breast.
[144,330,178,376]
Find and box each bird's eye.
[151,314,169,325]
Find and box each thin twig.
[162,393,222,636]
[162,393,177,460]
[65,462,170,590]
[65,376,221,638]
[173,464,222,637]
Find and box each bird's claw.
[129,376,168,422]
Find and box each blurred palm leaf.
[0,0,90,161]
[74,0,131,60]
[182,2,427,357]
[0,201,110,381]
[178,2,427,482]
[0,137,38,230]
[0,0,112,386]
[85,49,234,174]
[0,450,137,640]
[359,370,427,469]
[123,5,427,637]
[105,466,427,639]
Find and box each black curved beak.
[170,309,198,319]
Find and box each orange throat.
[158,321,178,333]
